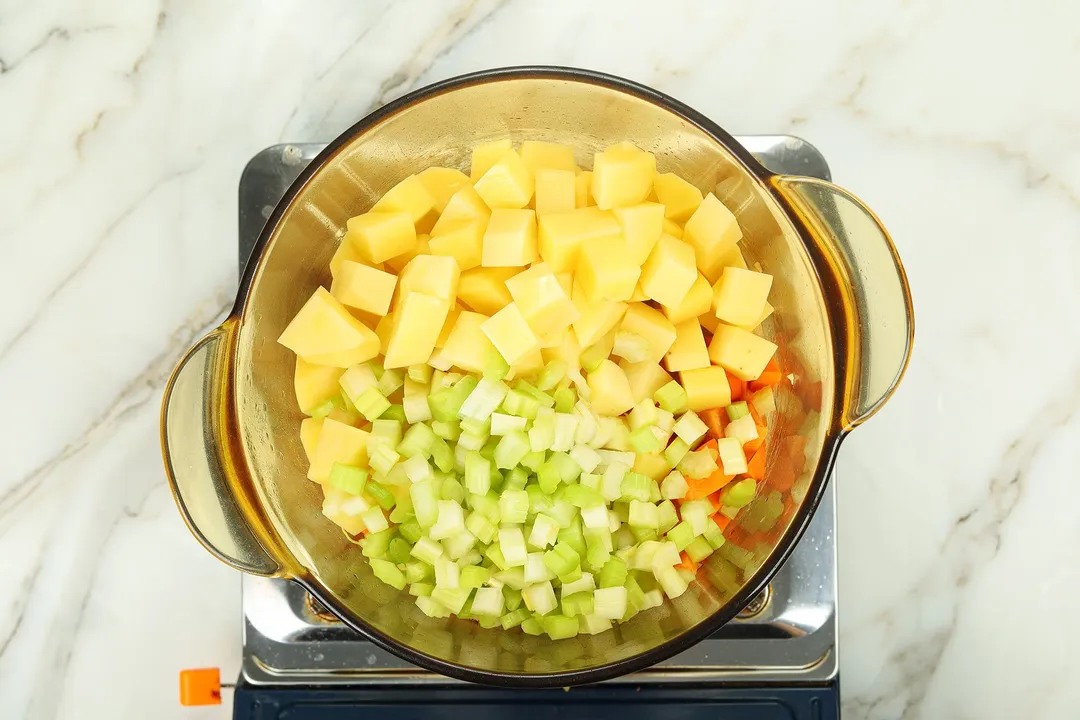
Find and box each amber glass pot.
[161,67,913,686]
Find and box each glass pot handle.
[160,324,282,576]
[770,176,914,430]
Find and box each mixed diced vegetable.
[278,138,784,641]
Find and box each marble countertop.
[2,0,1077,717]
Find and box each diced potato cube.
[505,262,578,337]
[577,237,641,303]
[663,273,713,325]
[708,324,777,381]
[679,366,732,412]
[321,486,368,535]
[399,254,460,302]
[571,280,628,348]
[482,209,538,267]
[630,283,648,302]
[383,234,430,274]
[470,138,513,181]
[300,416,324,462]
[435,304,463,349]
[383,292,451,369]
[534,169,576,216]
[416,167,469,213]
[278,287,380,362]
[481,302,538,365]
[431,185,490,235]
[619,360,672,405]
[540,329,582,373]
[665,320,710,372]
[330,260,397,316]
[375,313,393,356]
[457,267,519,315]
[345,212,417,264]
[512,348,545,377]
[371,174,437,226]
[521,141,577,173]
[662,218,684,239]
[684,193,742,281]
[587,360,635,416]
[575,171,594,207]
[634,453,671,481]
[440,311,500,374]
[474,149,534,209]
[640,234,697,309]
[308,418,370,483]
[538,207,621,272]
[612,202,664,265]
[711,266,773,328]
[590,142,656,210]
[294,357,345,415]
[699,311,719,334]
[329,240,372,278]
[428,217,487,271]
[743,301,775,331]
[555,271,573,297]
[653,173,703,222]
[619,303,677,365]
[715,243,748,271]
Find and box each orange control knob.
[179,668,222,706]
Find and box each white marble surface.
[1,0,1077,717]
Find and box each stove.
[232,138,839,719]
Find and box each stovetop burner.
[232,137,839,717]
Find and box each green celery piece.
[543,542,580,577]
[388,494,413,524]
[399,423,436,459]
[387,537,412,564]
[382,404,407,423]
[328,463,368,495]
[377,368,405,396]
[537,461,561,495]
[521,617,544,636]
[504,467,529,490]
[562,483,603,508]
[494,430,530,470]
[629,426,662,454]
[355,387,391,421]
[460,565,491,589]
[666,521,696,551]
[556,523,587,562]
[366,481,397,510]
[598,557,628,588]
[432,420,461,441]
[500,607,531,630]
[484,352,510,381]
[561,591,594,618]
[430,438,455,473]
[654,380,688,414]
[685,536,714,563]
[404,561,432,584]
[503,586,524,612]
[726,401,750,421]
[552,386,576,413]
[541,614,579,640]
[548,451,582,483]
[441,477,466,503]
[407,364,433,383]
[620,472,652,502]
[719,478,758,509]
[520,450,546,472]
[526,484,554,515]
[369,558,406,590]
[657,500,678,534]
[310,397,337,418]
[398,521,423,544]
[360,528,393,559]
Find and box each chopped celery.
[416,595,452,618]
[612,331,649,363]
[485,543,509,571]
[494,430,530,470]
[654,564,689,599]
[465,511,497,544]
[529,513,561,549]
[651,541,680,569]
[430,438,454,473]
[382,404,406,422]
[657,500,678,534]
[620,472,652,502]
[428,375,478,422]
[504,467,529,490]
[553,386,576,413]
[579,503,608,530]
[702,519,727,549]
[685,536,714,563]
[460,378,510,422]
[593,586,627,619]
[562,483,604,509]
[431,587,470,614]
[483,353,510,382]
[469,492,501,522]
[499,528,528,567]
[410,536,443,564]
[628,400,659,430]
[403,378,433,423]
[377,368,405,396]
[503,586,524,611]
[404,561,432,585]
[410,481,439,528]
[666,521,696,551]
[360,528,392,558]
[628,501,659,529]
[367,481,397,510]
[562,592,594,617]
[369,558,406,590]
[724,414,759,445]
[328,463,368,495]
[500,607,531,630]
[725,401,749,421]
[529,407,556,452]
[355,387,391,421]
[715,437,749,475]
[440,477,465,503]
[672,411,708,445]
[522,581,558,616]
[537,461,561,495]
[629,426,662,454]
[525,552,555,583]
[399,521,423,544]
[434,556,460,589]
[543,500,577,529]
[499,488,529,524]
[494,566,526,590]
[569,446,601,474]
[309,397,337,418]
[520,617,544,635]
[501,389,541,419]
[429,500,465,541]
[409,582,434,597]
[407,364,433,383]
[600,462,628,502]
[541,614,579,640]
[580,337,613,373]
[584,528,612,560]
[579,472,602,492]
[630,525,657,543]
[388,537,412,564]
[490,413,527,436]
[399,423,437,459]
[471,587,505,616]
[516,379,555,407]
[552,413,579,451]
[519,450,545,472]
[660,470,689,500]
[431,420,461,441]
[388,494,413,523]
[678,448,718,480]
[654,380,688,414]
[369,444,401,477]
[750,386,776,416]
[543,542,581,578]
[403,454,434,483]
[537,360,567,392]
[464,451,492,495]
[719,478,758,508]
[680,499,712,535]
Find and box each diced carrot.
[746,444,767,480]
[678,552,699,574]
[726,371,745,402]
[685,470,736,500]
[743,427,766,454]
[712,513,731,531]
[748,401,764,427]
[749,357,782,391]
[700,408,726,439]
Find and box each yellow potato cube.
[457,266,519,315]
[330,260,397,316]
[345,212,417,264]
[521,140,577,173]
[708,324,778,381]
[370,174,437,226]
[512,348,545,378]
[629,283,648,302]
[538,207,621,272]
[383,234,430,274]
[640,234,697,309]
[375,313,393,356]
[435,304,463,349]
[664,320,710,372]
[571,280,628,348]
[715,243,748,272]
[441,311,501,374]
[481,302,538,365]
[321,486,368,535]
[575,171,594,208]
[301,345,380,369]
[699,311,719,334]
[278,287,381,361]
[712,267,773,327]
[534,169,576,216]
[555,271,573,297]
[684,193,742,281]
[619,303,677,365]
[663,273,713,325]
[612,202,664,265]
[679,366,732,412]
[619,359,672,405]
[383,292,451,369]
[431,185,490,235]
[329,240,375,278]
[576,236,641,303]
[634,453,671,481]
[742,301,775,331]
[300,416,324,463]
[308,417,369,483]
[537,324,569,350]
[662,218,684,239]
[653,173,704,222]
[416,167,469,213]
[587,360,635,416]
[399,253,460,302]
[590,142,656,210]
[505,262,579,337]
[428,217,487,271]
[470,138,513,182]
[293,357,346,415]
[541,330,582,375]
[482,209,538,267]
[474,149,534,209]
